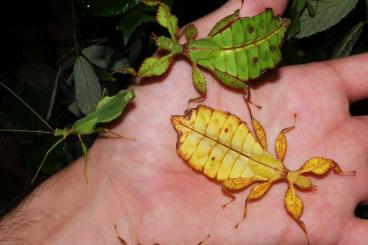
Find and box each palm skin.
[2,0,367,244]
[89,1,368,244]
[101,55,368,242]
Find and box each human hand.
[2,0,367,244]
[101,0,368,243]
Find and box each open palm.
[25,0,367,244]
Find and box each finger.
[240,0,289,16]
[339,219,368,244]
[326,54,368,102]
[193,0,289,37]
[351,144,368,199]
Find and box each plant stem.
[71,0,80,56]
[47,66,62,121]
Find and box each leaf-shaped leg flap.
[297,157,355,176]
[192,63,207,94]
[251,117,267,151]
[285,184,309,244]
[157,3,179,40]
[287,171,313,190]
[187,63,207,109]
[222,178,256,207]
[183,24,198,41]
[137,53,174,77]
[235,181,272,228]
[245,100,267,150]
[275,114,296,161]
[214,69,247,90]
[208,9,240,37]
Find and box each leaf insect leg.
[187,95,206,111]
[284,184,310,245]
[94,128,136,141]
[275,114,297,162]
[221,184,236,208]
[77,135,89,183]
[182,23,197,42]
[187,63,207,110]
[31,136,66,183]
[235,180,273,229]
[221,178,256,208]
[329,161,356,175]
[243,87,262,109]
[207,2,241,37]
[244,96,267,150]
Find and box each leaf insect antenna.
[0,81,53,130]
[0,129,53,134]
[0,81,69,183]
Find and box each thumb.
[240,0,289,16]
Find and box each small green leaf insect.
[0,81,135,183]
[117,1,290,103]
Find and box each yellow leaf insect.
[171,105,355,244]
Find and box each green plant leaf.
[74,56,102,115]
[156,3,179,40]
[125,37,143,62]
[287,0,307,39]
[82,45,113,69]
[137,53,173,77]
[109,57,134,75]
[94,67,116,82]
[68,102,83,117]
[110,57,130,70]
[118,8,155,45]
[331,21,366,58]
[296,0,359,38]
[306,0,316,17]
[91,0,141,17]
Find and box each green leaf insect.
[0,81,135,183]
[117,1,289,103]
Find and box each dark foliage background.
[0,0,367,220]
